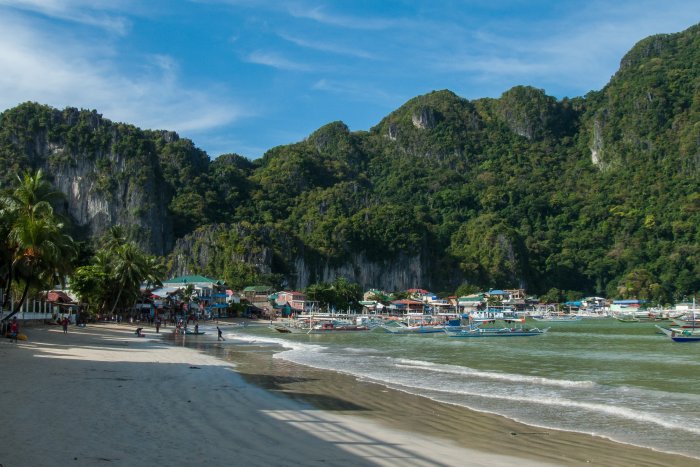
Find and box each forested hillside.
[1,23,698,303]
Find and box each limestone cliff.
[0,103,178,254]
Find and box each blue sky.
[0,1,698,159]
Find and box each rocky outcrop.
[412,107,437,129]
[165,221,451,291]
[0,104,175,254]
[292,252,429,291]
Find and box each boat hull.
[446,327,549,338]
[532,316,582,322]
[655,325,700,342]
[381,326,446,334]
[308,326,370,334]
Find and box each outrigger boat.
[671,312,700,329]
[307,320,370,334]
[445,315,548,337]
[381,322,448,334]
[270,323,302,333]
[532,313,582,322]
[655,325,700,342]
[670,301,700,328]
[445,326,549,338]
[271,314,376,334]
[614,313,640,323]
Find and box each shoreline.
[205,323,699,466]
[1,322,696,466]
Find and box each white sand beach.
[0,323,694,466]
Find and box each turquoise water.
[220,319,700,459]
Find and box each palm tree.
[101,225,128,252]
[180,283,197,318]
[142,255,165,291]
[9,215,75,315]
[330,276,361,312]
[0,203,13,310]
[109,243,148,314]
[1,170,75,321]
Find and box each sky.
[0,1,698,159]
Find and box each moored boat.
[381,322,448,334]
[532,313,582,322]
[307,320,370,334]
[445,326,549,338]
[270,323,302,333]
[655,325,700,342]
[615,314,640,323]
[671,311,700,328]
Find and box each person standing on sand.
[155,317,161,333]
[217,326,224,341]
[62,317,69,334]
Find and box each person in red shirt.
[9,317,18,343]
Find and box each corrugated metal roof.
[163,275,220,285]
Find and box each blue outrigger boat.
[655,325,700,342]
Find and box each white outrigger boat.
[531,313,582,322]
[445,326,549,338]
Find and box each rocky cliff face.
[292,252,429,291]
[0,104,175,254]
[166,222,445,291]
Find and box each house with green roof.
[162,275,227,314]
[457,293,486,312]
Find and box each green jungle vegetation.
[0,23,699,308]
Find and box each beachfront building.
[162,275,227,316]
[486,289,509,302]
[388,299,426,315]
[225,290,241,304]
[407,288,431,301]
[503,289,527,307]
[272,290,306,316]
[242,285,274,316]
[361,289,392,313]
[456,293,487,313]
[363,289,391,302]
[610,299,647,315]
[45,289,81,322]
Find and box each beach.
[0,322,696,467]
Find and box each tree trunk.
[109,287,124,315]
[2,282,29,322]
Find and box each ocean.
[217,318,700,460]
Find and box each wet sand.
[0,322,695,466]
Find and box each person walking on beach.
[155,317,161,333]
[61,317,69,334]
[9,317,18,343]
[217,326,224,341]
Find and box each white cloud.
[0,0,131,33]
[287,4,396,30]
[245,50,312,71]
[312,79,395,104]
[278,32,376,59]
[0,11,244,135]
